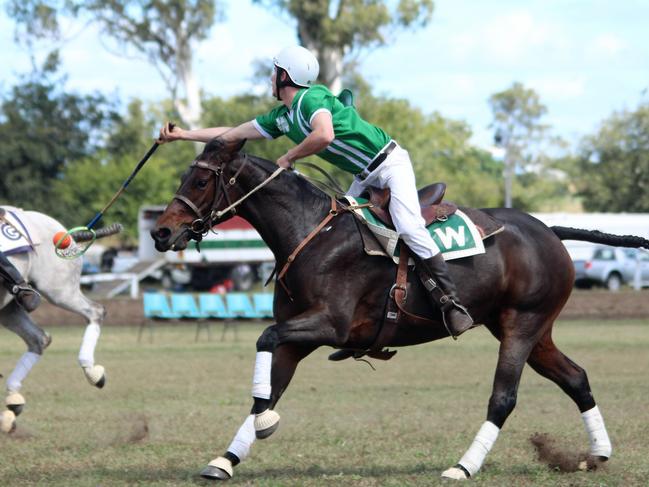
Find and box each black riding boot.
[414,253,474,339]
[0,252,41,312]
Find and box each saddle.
[359,182,503,243]
[330,185,505,363]
[362,182,458,228]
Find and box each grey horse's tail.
[551,226,649,250]
[72,223,123,242]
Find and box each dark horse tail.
[72,223,123,242]
[551,226,649,250]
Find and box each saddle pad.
[344,197,486,263]
[0,207,36,255]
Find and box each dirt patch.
[529,432,606,473]
[559,289,649,320]
[28,289,649,327]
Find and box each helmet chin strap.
[275,66,304,101]
[275,66,286,101]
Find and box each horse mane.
[246,153,332,203]
[200,136,246,163]
[198,137,333,204]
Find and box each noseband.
[173,153,285,239]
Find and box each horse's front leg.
[201,310,336,480]
[0,301,51,433]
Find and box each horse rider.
[158,45,473,337]
[0,250,41,312]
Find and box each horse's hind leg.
[443,312,543,480]
[0,301,51,432]
[38,285,106,388]
[527,332,611,463]
[201,340,317,480]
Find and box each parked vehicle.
[138,206,275,291]
[573,246,649,290]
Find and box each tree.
[53,99,188,238]
[574,103,649,212]
[254,0,434,94]
[489,82,548,208]
[0,52,117,213]
[6,0,222,129]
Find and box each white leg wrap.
[226,415,256,461]
[581,406,612,458]
[457,421,500,477]
[78,323,101,367]
[6,352,41,393]
[251,352,272,399]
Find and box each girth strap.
[392,244,438,327]
[368,243,437,354]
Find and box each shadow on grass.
[0,461,449,485]
[0,465,207,486]
[233,461,445,482]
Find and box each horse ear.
[234,138,247,152]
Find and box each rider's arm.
[281,112,334,166]
[158,121,264,144]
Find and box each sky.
[1,0,648,150]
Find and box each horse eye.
[196,179,209,189]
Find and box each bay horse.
[0,207,116,433]
[151,138,648,481]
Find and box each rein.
[172,152,373,297]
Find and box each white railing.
[80,273,139,299]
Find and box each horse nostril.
[151,227,171,242]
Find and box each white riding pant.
[347,143,440,259]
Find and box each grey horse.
[0,207,114,433]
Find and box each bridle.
[172,153,284,240]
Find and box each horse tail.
[72,223,123,242]
[551,226,649,249]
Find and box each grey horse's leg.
[0,301,51,432]
[37,285,106,388]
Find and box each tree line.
[1,1,647,242]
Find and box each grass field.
[1,319,648,486]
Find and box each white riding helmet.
[273,46,319,88]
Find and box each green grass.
[1,320,648,486]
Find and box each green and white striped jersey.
[253,85,392,175]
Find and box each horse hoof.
[328,349,356,361]
[579,455,608,471]
[254,409,280,439]
[441,466,469,480]
[83,365,106,388]
[42,332,53,350]
[1,410,16,434]
[7,403,24,416]
[5,392,25,416]
[201,457,233,480]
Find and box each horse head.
[151,137,247,252]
